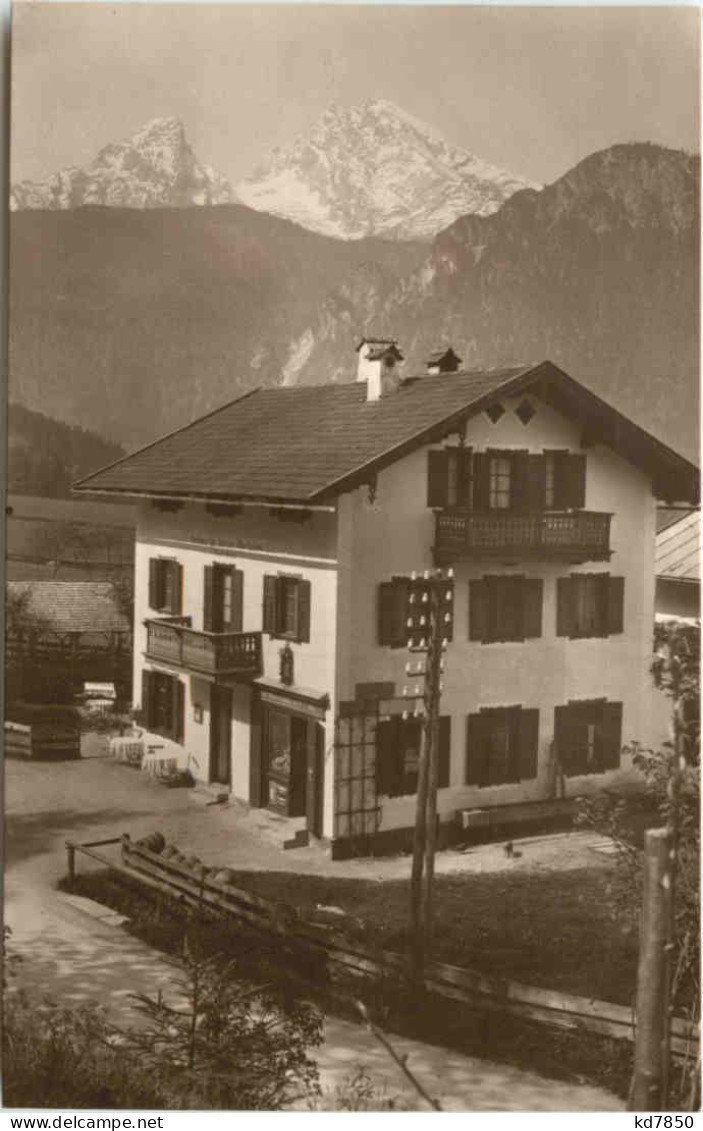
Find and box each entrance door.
[209,685,232,786]
[289,717,308,818]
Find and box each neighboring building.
[6,580,132,702]
[76,349,698,856]
[655,510,700,621]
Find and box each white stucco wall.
[335,393,661,836]
[133,502,339,834]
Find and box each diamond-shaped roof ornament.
[485,402,505,424]
[515,398,536,425]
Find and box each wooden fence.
[65,834,699,1066]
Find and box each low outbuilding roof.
[655,510,700,583]
[7,581,130,635]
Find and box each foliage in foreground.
[576,620,700,1110]
[2,929,322,1110]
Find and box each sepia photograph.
[3,0,701,1116]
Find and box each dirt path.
[5,745,623,1111]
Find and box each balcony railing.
[434,510,612,564]
[145,617,262,678]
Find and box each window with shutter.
[554,700,621,776]
[148,558,182,614]
[466,707,533,786]
[262,574,311,642]
[557,574,624,638]
[470,576,542,643]
[376,716,423,797]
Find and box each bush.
[2,928,322,1110]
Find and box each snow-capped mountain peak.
[11,116,235,211]
[236,99,540,240]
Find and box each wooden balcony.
[145,617,262,679]
[434,510,612,565]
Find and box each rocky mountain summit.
[236,99,539,240]
[10,117,234,211]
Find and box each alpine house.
[76,342,699,857]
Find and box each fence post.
[629,827,673,1111]
[66,841,76,887]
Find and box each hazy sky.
[11,3,700,188]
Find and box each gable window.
[557,574,624,639]
[465,706,539,787]
[554,700,623,776]
[469,575,543,643]
[148,558,183,615]
[262,574,311,643]
[489,456,512,509]
[471,451,586,512]
[141,669,184,743]
[203,563,243,633]
[377,716,450,797]
[378,577,454,648]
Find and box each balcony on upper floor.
[144,616,262,679]
[433,509,613,566]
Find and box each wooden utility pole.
[629,827,673,1111]
[404,570,453,980]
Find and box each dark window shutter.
[438,716,451,788]
[598,701,623,770]
[169,561,183,615]
[377,717,403,797]
[297,579,311,643]
[262,575,277,635]
[557,453,587,509]
[554,704,580,776]
[231,568,244,632]
[378,582,396,646]
[203,565,215,632]
[466,713,488,786]
[458,448,474,507]
[523,578,543,639]
[556,577,574,637]
[606,577,624,636]
[526,454,546,509]
[148,559,160,611]
[174,679,185,744]
[468,579,489,642]
[517,708,539,780]
[473,453,491,511]
[427,451,448,508]
[141,669,153,728]
[510,452,530,510]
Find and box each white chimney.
[355,337,404,401]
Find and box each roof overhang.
[308,361,699,505]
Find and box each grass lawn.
[222,866,638,1006]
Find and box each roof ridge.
[73,386,261,492]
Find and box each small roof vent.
[427,347,463,375]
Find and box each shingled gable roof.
[74,361,699,506]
